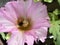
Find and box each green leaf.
[34,0,41,2]
[0,33,6,40]
[5,33,11,40]
[53,9,59,15]
[56,20,60,24]
[58,0,60,5]
[49,20,60,40]
[59,10,60,14]
[44,0,53,3]
[49,9,60,22]
[0,33,11,40]
[56,33,60,45]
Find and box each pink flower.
[0,0,50,45]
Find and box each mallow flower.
[0,0,50,45]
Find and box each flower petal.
[28,2,48,19]
[5,2,18,21]
[0,17,16,32]
[7,31,24,45]
[25,27,48,42]
[25,35,34,45]
[9,1,26,18]
[0,7,16,23]
[32,19,50,29]
[17,0,32,10]
[27,2,50,28]
[35,27,48,42]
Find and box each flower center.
[17,18,32,31]
[18,20,29,27]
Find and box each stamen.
[22,20,29,27]
[17,18,32,31]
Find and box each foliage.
[49,9,60,45]
[58,0,60,5]
[44,0,53,3]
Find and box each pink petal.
[25,35,34,45]
[12,0,33,17]
[7,31,24,45]
[25,30,38,39]
[0,25,16,32]
[25,27,48,42]
[26,2,50,29]
[9,1,25,17]
[0,17,16,32]
[5,2,18,21]
[0,7,15,23]
[17,0,32,10]
[0,7,17,25]
[39,37,46,42]
[27,2,50,28]
[28,2,48,19]
[35,27,48,42]
[32,19,50,29]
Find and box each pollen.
[17,17,32,31]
